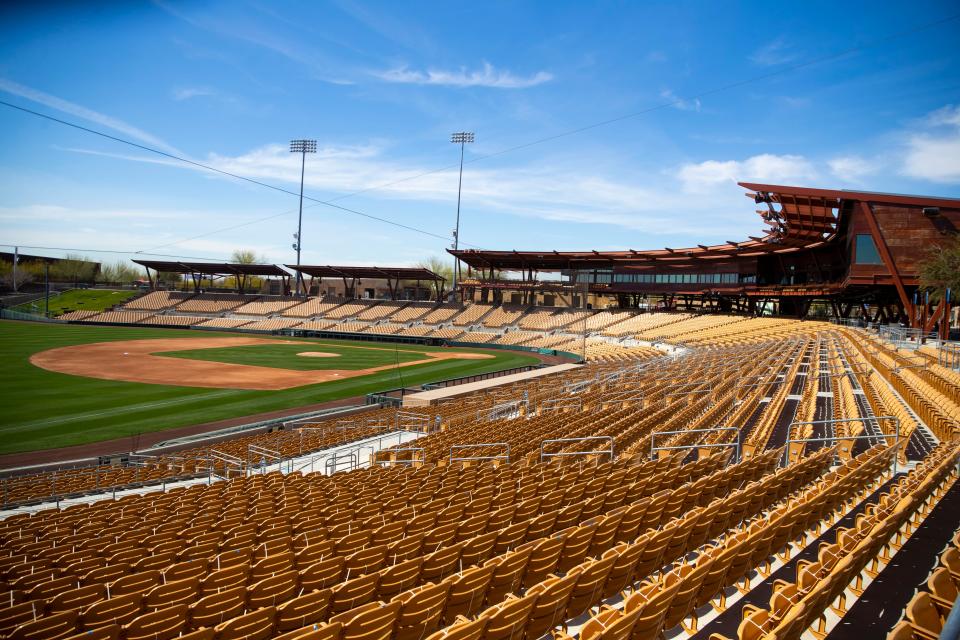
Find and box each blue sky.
[1,1,959,270]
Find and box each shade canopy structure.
[286,265,444,281]
[285,265,445,300]
[447,182,960,330]
[133,260,291,293]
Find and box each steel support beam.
[858,201,916,326]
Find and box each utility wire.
[316,11,960,202]
[0,243,234,262]
[0,99,472,247]
[1,11,956,255]
[119,11,960,253]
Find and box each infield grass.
[0,321,542,454]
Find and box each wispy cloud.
[172,86,218,101]
[901,105,960,183]
[154,1,356,86]
[0,77,182,155]
[749,38,798,66]
[374,62,553,89]
[828,155,880,183]
[677,154,817,193]
[660,89,701,112]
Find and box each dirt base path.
[2,351,572,469]
[30,337,494,390]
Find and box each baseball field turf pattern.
[0,321,541,454]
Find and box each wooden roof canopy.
[133,260,290,277]
[286,265,444,281]
[449,183,960,271]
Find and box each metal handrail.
[650,427,741,462]
[450,442,510,464]
[538,398,582,413]
[541,436,614,463]
[783,415,900,472]
[374,447,426,467]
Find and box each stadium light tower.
[290,139,317,296]
[450,132,474,302]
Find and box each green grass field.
[0,321,541,455]
[12,289,139,317]
[163,342,428,371]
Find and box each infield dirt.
[30,337,493,391]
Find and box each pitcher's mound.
[296,351,341,358]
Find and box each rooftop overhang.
[286,265,444,281]
[132,260,290,277]
[451,182,959,273]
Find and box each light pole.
[450,132,474,302]
[290,139,317,296]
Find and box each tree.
[919,236,960,303]
[50,254,98,286]
[231,249,265,264]
[98,260,142,285]
[0,260,36,289]
[417,256,455,301]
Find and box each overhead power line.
[0,11,956,256]
[319,11,960,202]
[140,10,960,252]
[0,244,235,263]
[0,99,469,247]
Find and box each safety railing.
[650,427,741,462]
[247,444,285,475]
[482,400,526,422]
[208,450,245,482]
[540,436,614,463]
[395,411,433,432]
[939,341,960,371]
[450,443,511,465]
[537,398,582,414]
[374,447,426,467]
[325,450,359,475]
[288,430,419,475]
[782,416,900,472]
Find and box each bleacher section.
[2,318,960,640]
[177,295,254,314]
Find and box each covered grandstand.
[451,183,960,338]
[2,184,960,640]
[133,260,292,295]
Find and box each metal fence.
[450,443,510,465]
[540,436,614,463]
[650,427,741,462]
[783,416,900,472]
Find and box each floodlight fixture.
[450,132,474,301]
[290,139,317,295]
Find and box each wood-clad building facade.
[450,183,959,334]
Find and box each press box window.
[855,234,883,265]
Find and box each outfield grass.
[12,289,139,317]
[0,321,541,454]
[163,342,428,371]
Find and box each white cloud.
[0,78,182,155]
[660,89,700,112]
[828,155,879,183]
[172,86,218,101]
[749,38,798,66]
[677,154,816,193]
[374,62,553,89]
[901,105,960,183]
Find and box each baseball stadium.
[3,4,960,640]
[1,180,959,640]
